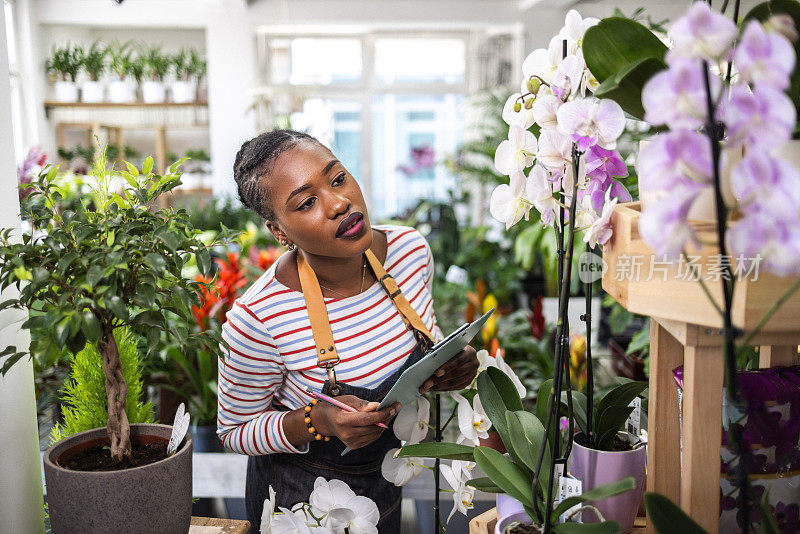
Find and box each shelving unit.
[45,101,211,193]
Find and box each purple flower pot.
[495,493,533,534]
[570,434,646,533]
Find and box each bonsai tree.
[0,146,224,462]
[80,40,108,82]
[45,43,81,82]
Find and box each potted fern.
[140,44,170,103]
[108,40,135,103]
[45,43,81,102]
[0,147,224,533]
[79,40,107,103]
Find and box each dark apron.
[245,341,427,534]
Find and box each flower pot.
[495,493,533,534]
[108,79,135,103]
[142,80,166,103]
[479,430,507,454]
[570,433,646,534]
[81,80,105,103]
[54,80,78,103]
[171,79,197,103]
[43,423,192,534]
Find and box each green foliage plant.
[108,40,133,80]
[398,368,635,533]
[570,380,647,451]
[139,44,170,82]
[0,145,224,462]
[80,40,108,82]
[45,43,82,82]
[51,327,154,443]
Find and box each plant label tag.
[626,396,642,436]
[557,474,582,523]
[445,264,468,285]
[168,402,190,456]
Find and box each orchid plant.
[260,477,380,534]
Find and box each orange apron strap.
[364,249,435,345]
[296,251,341,393]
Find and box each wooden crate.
[602,202,800,332]
[189,516,249,534]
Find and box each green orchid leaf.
[466,476,504,493]
[582,17,668,83]
[594,56,667,119]
[552,476,636,520]
[396,442,475,461]
[644,492,707,534]
[473,446,534,506]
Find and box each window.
[257,32,467,220]
[4,0,24,164]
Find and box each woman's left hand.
[419,345,479,393]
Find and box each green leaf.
[472,446,534,506]
[478,367,524,464]
[143,252,167,275]
[594,56,667,120]
[396,442,475,461]
[571,391,588,435]
[169,157,189,174]
[196,248,212,277]
[595,381,647,424]
[466,476,504,493]
[595,405,635,450]
[105,295,129,321]
[552,522,622,533]
[125,160,139,178]
[57,251,79,275]
[552,477,636,520]
[86,264,105,287]
[0,351,27,376]
[81,310,101,342]
[143,156,154,176]
[643,492,708,534]
[537,379,553,425]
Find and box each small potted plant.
[170,48,198,103]
[108,40,135,103]
[45,43,81,102]
[79,40,107,103]
[140,44,170,103]
[0,147,224,533]
[569,380,648,533]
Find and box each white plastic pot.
[81,80,105,103]
[142,80,166,103]
[171,80,197,103]
[54,80,79,103]
[108,79,135,103]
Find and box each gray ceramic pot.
[43,423,192,534]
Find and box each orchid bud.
[513,102,522,113]
[526,78,541,95]
[524,98,534,110]
[766,14,799,43]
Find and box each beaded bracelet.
[304,399,331,442]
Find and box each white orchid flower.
[260,486,278,534]
[559,10,600,55]
[452,459,477,482]
[557,97,626,151]
[551,55,584,101]
[381,447,427,486]
[522,35,563,85]
[494,125,538,176]
[269,507,333,534]
[576,194,599,229]
[392,396,430,445]
[494,350,528,398]
[476,349,496,373]
[536,128,572,171]
[452,392,491,445]
[502,92,536,130]
[531,87,560,130]
[529,165,559,228]
[309,477,357,516]
[440,461,476,522]
[325,497,380,534]
[489,172,536,230]
[584,188,618,248]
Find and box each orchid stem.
[740,277,800,348]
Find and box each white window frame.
[255,29,472,212]
[4,0,25,163]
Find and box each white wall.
[0,4,45,532]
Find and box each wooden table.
[603,203,800,533]
[189,516,250,534]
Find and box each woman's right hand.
[312,395,399,450]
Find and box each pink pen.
[311,391,389,429]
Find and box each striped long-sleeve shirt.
[217,225,443,455]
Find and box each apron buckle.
[318,359,341,396]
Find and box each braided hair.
[232,129,319,220]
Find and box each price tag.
[445,265,468,285]
[557,474,583,523]
[626,397,642,437]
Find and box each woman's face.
[263,141,373,258]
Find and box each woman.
[219,129,479,533]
